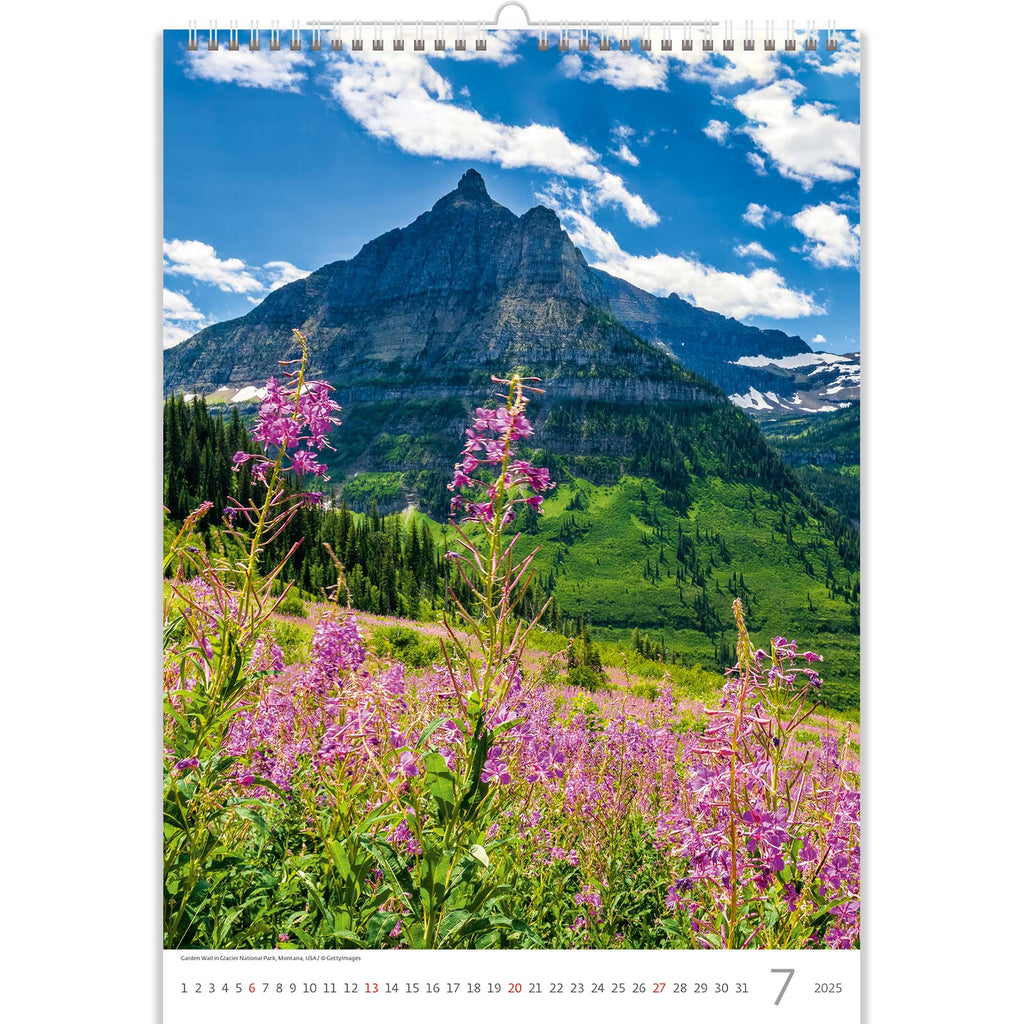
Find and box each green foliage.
[337,472,405,512]
[271,621,312,665]
[568,694,605,732]
[565,665,604,692]
[528,473,860,712]
[370,625,440,669]
[629,680,661,701]
[164,396,859,712]
[762,406,861,525]
[277,591,306,617]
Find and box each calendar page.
[162,9,860,1021]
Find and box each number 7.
[771,968,795,1006]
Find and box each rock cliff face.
[164,169,697,396]
[164,171,831,510]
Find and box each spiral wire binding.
[180,8,847,58]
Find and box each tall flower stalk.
[443,374,554,706]
[162,365,858,952]
[162,331,340,947]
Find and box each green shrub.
[672,708,707,735]
[277,591,307,618]
[630,680,660,701]
[565,665,604,692]
[370,625,440,669]
[569,693,605,732]
[271,621,312,664]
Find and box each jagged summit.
[163,172,812,409]
[457,168,487,193]
[431,167,503,214]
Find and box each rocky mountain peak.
[163,172,823,411]
[457,168,488,194]
[431,168,501,214]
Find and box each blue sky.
[163,27,860,353]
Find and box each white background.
[3,1,1019,1021]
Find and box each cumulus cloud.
[163,289,208,349]
[792,204,861,268]
[562,44,779,91]
[325,51,658,226]
[742,203,781,229]
[164,239,263,293]
[810,31,861,77]
[183,48,312,92]
[613,143,640,166]
[703,120,731,144]
[734,241,775,261]
[562,50,670,90]
[538,190,821,320]
[746,152,768,176]
[263,260,311,291]
[676,47,780,88]
[734,79,860,187]
[164,242,312,300]
[590,173,659,227]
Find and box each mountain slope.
[164,170,859,709]
[166,169,708,400]
[593,269,859,415]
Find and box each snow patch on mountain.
[230,385,268,404]
[729,386,852,415]
[730,387,773,411]
[732,352,854,370]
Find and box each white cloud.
[183,48,311,92]
[163,288,206,321]
[742,202,781,229]
[676,47,780,89]
[792,204,861,268]
[562,50,670,90]
[326,51,658,226]
[611,123,634,141]
[440,29,522,67]
[263,260,311,291]
[162,289,208,349]
[811,334,828,347]
[163,324,196,349]
[590,173,659,227]
[164,239,264,293]
[734,241,775,261]
[560,45,780,93]
[734,79,860,187]
[703,120,731,144]
[538,192,821,320]
[746,152,768,176]
[810,31,861,78]
[165,242,313,303]
[613,143,640,166]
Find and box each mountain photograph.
[165,168,860,705]
[162,28,861,955]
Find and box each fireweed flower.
[388,751,419,782]
[165,364,858,951]
[446,375,554,524]
[232,339,341,485]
